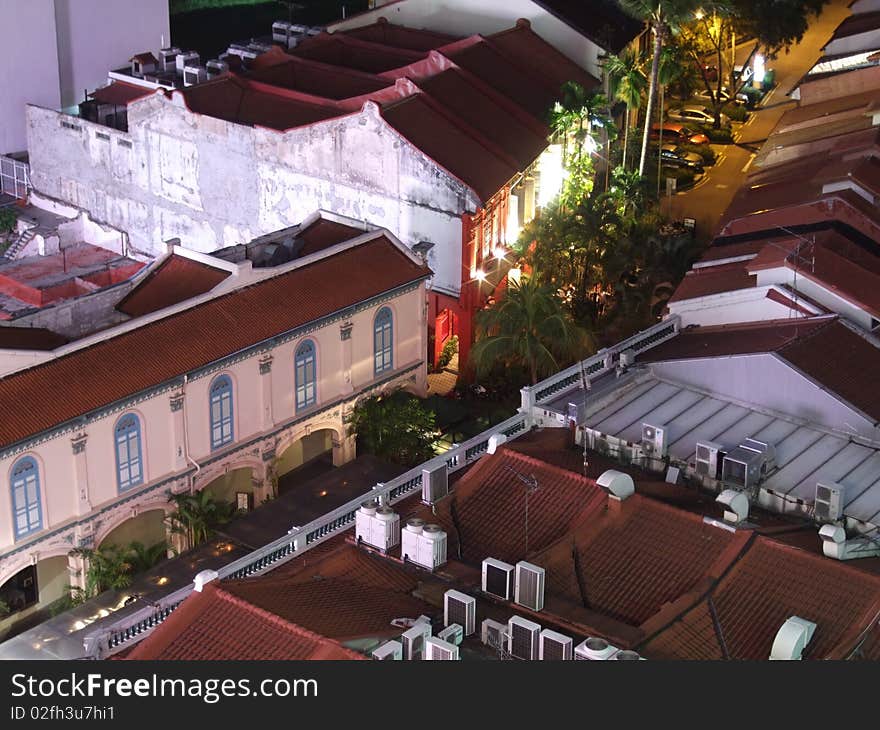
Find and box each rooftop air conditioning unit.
[619,349,635,368]
[481,618,507,650]
[716,489,749,524]
[403,522,447,571]
[272,21,293,43]
[814,482,846,522]
[613,649,644,660]
[482,557,515,600]
[642,423,668,459]
[574,637,619,660]
[355,501,400,552]
[372,640,402,660]
[721,438,776,491]
[596,469,635,501]
[437,623,464,646]
[695,441,725,479]
[176,51,200,73]
[183,65,207,87]
[424,636,459,660]
[539,629,573,660]
[514,561,545,611]
[508,616,541,660]
[205,60,228,79]
[159,47,181,72]
[401,620,432,660]
[444,590,476,636]
[421,463,448,504]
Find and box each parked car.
[653,143,705,171]
[691,86,748,106]
[650,123,710,146]
[667,105,730,127]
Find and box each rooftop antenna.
[501,464,539,555]
[579,359,591,477]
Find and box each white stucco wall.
[0,0,169,154]
[27,98,471,297]
[330,0,606,78]
[0,278,427,579]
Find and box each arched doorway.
[99,509,167,551]
[0,555,68,639]
[201,466,256,508]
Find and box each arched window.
[295,340,317,411]
[115,413,144,492]
[209,375,234,450]
[10,457,41,539]
[374,307,393,375]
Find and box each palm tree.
[166,491,234,550]
[549,82,613,167]
[470,278,591,385]
[619,0,701,176]
[603,49,647,170]
[126,541,168,573]
[68,544,133,598]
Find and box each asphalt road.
[668,0,854,244]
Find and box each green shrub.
[724,103,749,122]
[438,335,458,368]
[0,207,18,234]
[697,125,734,144]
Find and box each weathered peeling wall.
[27,97,474,296]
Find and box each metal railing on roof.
[83,411,530,658]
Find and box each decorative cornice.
[71,433,88,455]
[169,393,185,412]
[340,321,353,341]
[259,354,274,375]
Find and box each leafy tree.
[618,0,702,175]
[0,207,17,234]
[166,491,235,550]
[126,541,168,574]
[348,390,437,466]
[732,0,827,57]
[603,49,647,170]
[69,544,134,598]
[469,277,592,385]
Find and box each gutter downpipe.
[181,374,201,493]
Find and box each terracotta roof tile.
[0,236,428,449]
[342,21,460,52]
[417,69,548,169]
[297,218,367,257]
[224,544,431,640]
[126,583,363,660]
[0,326,67,350]
[641,537,880,660]
[428,447,607,565]
[247,54,391,100]
[668,261,757,303]
[488,21,600,92]
[381,93,518,201]
[293,33,427,73]
[116,254,231,318]
[90,82,155,106]
[536,496,750,626]
[777,320,880,421]
[639,317,833,362]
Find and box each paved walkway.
[427,352,459,396]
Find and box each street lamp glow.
[753,54,766,84]
[475,269,487,282]
[695,8,704,20]
[584,135,599,155]
[493,246,505,259]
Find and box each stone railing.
[83,412,530,658]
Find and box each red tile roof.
[488,20,600,93]
[535,495,751,626]
[125,583,363,660]
[90,82,155,106]
[247,54,391,100]
[0,236,429,449]
[381,92,519,201]
[342,20,460,51]
[116,254,231,318]
[0,327,67,351]
[777,319,880,421]
[668,261,757,303]
[178,76,345,131]
[224,544,432,640]
[640,537,880,660]
[426,447,607,565]
[441,37,562,121]
[297,218,367,257]
[639,317,833,362]
[417,69,548,169]
[294,33,427,73]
